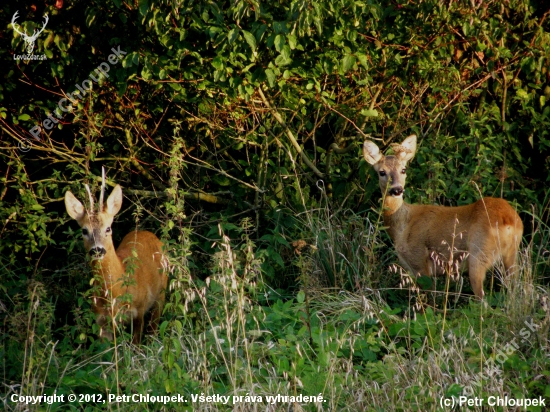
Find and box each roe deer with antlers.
[65,175,168,343]
[363,135,523,299]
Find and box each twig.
[124,129,165,190]
[258,87,324,178]
[125,189,232,205]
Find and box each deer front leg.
[96,313,114,341]
[147,298,165,335]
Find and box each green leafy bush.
[1,1,549,410]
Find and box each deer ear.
[105,185,123,216]
[65,191,85,221]
[363,140,383,165]
[399,134,417,162]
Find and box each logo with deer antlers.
[11,11,49,56]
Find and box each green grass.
[1,211,549,412]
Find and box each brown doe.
[65,176,168,343]
[363,135,523,299]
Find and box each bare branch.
[258,87,324,179]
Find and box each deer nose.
[89,247,107,258]
[389,187,403,196]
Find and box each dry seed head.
[390,142,414,158]
[292,239,309,254]
[540,294,548,313]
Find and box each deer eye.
[401,168,406,174]
[82,228,89,236]
[379,170,386,177]
[106,227,111,234]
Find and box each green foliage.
[1,0,549,278]
[1,0,550,410]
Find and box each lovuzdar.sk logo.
[11,11,49,61]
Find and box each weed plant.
[2,203,549,411]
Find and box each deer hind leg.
[499,238,521,295]
[468,256,491,300]
[501,234,521,277]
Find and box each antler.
[99,167,106,213]
[11,11,26,38]
[84,184,95,214]
[30,14,49,41]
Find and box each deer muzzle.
[389,187,404,197]
[89,247,107,259]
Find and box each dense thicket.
[2,0,549,270]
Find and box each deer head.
[363,134,417,197]
[64,172,122,261]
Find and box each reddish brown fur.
[363,135,523,299]
[65,184,168,343]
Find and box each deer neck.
[91,246,125,293]
[382,195,410,241]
